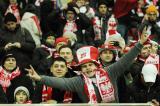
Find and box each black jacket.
[0,25,35,69]
[6,74,34,103]
[32,47,53,75]
[47,9,91,38]
[0,85,8,103]
[127,75,160,103]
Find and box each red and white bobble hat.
[76,46,100,66]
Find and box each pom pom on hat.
[55,37,68,46]
[141,64,158,83]
[4,12,17,23]
[146,5,158,14]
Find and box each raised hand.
[12,42,21,48]
[139,26,149,45]
[25,65,41,81]
[4,43,13,50]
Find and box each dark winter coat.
[6,74,34,103]
[32,71,81,103]
[47,9,91,37]
[32,47,53,75]
[138,20,160,44]
[127,75,160,103]
[0,85,8,103]
[0,25,35,68]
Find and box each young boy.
[14,86,32,104]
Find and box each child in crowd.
[14,86,32,104]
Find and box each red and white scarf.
[42,85,72,103]
[92,17,102,40]
[41,44,56,56]
[63,20,77,33]
[0,66,21,92]
[83,68,115,103]
[5,3,21,23]
[145,54,160,74]
[31,15,42,35]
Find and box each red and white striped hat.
[76,46,100,66]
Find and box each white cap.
[141,64,158,83]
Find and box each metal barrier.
[0,103,152,106]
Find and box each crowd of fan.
[0,0,160,105]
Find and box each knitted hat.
[55,37,68,46]
[4,13,17,23]
[1,53,16,66]
[14,86,30,100]
[98,43,117,54]
[66,2,77,14]
[98,0,109,7]
[146,5,158,14]
[63,31,77,46]
[141,64,158,83]
[105,15,125,50]
[76,46,100,66]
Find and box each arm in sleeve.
[138,20,149,33]
[107,43,143,79]
[41,76,82,92]
[20,28,36,52]
[76,13,91,29]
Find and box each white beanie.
[141,64,158,83]
[63,31,77,46]
[14,86,30,100]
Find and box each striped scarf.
[0,66,21,92]
[83,68,115,103]
[42,85,73,103]
[63,20,77,33]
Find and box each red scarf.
[83,68,115,103]
[63,20,77,33]
[0,66,21,92]
[24,100,32,104]
[42,85,73,103]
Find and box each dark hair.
[4,12,17,23]
[58,45,72,53]
[52,57,67,66]
[24,4,37,14]
[98,0,109,7]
